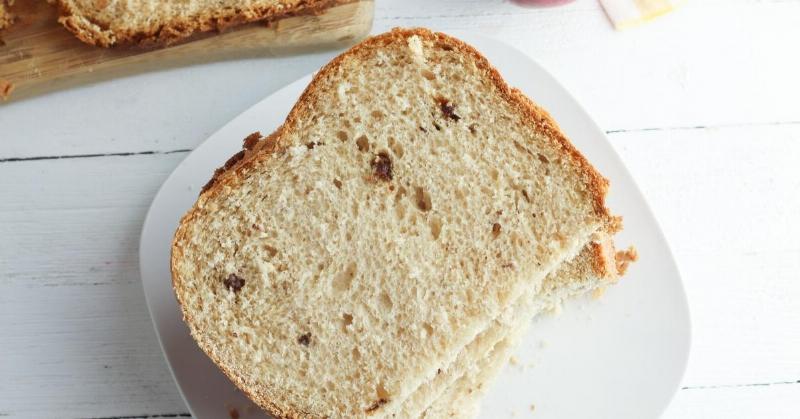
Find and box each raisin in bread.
[171,28,616,418]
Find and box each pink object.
[513,0,575,6]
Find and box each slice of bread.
[171,28,616,418]
[419,243,637,419]
[55,0,348,47]
[394,234,633,418]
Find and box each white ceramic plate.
[139,33,690,419]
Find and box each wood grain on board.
[0,0,373,102]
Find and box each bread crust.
[171,28,616,418]
[56,0,353,47]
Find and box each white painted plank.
[664,383,800,419]
[0,154,189,418]
[3,1,800,159]
[2,123,799,417]
[609,124,800,388]
[0,52,337,161]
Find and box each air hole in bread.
[388,137,404,158]
[423,322,434,337]
[513,140,534,157]
[488,168,499,182]
[429,216,442,240]
[332,262,357,294]
[342,313,353,331]
[336,131,348,142]
[379,292,393,311]
[371,110,384,119]
[395,185,406,202]
[537,153,549,164]
[352,347,361,360]
[376,383,390,400]
[414,187,432,212]
[333,179,342,189]
[421,69,435,80]
[263,244,278,258]
[356,135,370,152]
[395,203,406,220]
[433,122,442,131]
[468,123,477,135]
[510,231,523,247]
[454,187,466,203]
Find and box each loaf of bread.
[171,28,616,418]
[55,0,348,46]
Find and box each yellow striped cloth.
[600,0,684,29]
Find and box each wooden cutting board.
[0,0,373,102]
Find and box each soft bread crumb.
[408,35,426,64]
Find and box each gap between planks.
[3,119,800,164]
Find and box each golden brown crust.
[588,238,617,281]
[615,246,639,276]
[56,0,353,47]
[171,28,618,419]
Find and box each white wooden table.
[2,1,799,417]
